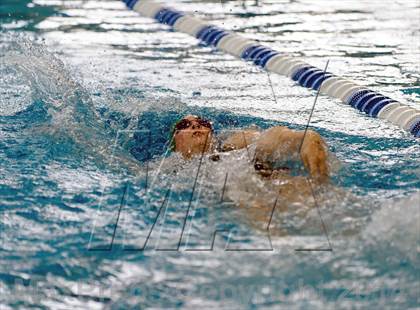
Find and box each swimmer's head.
[171,115,213,159]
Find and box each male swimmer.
[170,114,330,211]
[172,115,328,179]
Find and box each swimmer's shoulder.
[220,125,261,152]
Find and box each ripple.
[1,0,419,309]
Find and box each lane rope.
[123,0,420,137]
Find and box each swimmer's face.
[173,115,213,159]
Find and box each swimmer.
[170,114,333,232]
[171,114,329,182]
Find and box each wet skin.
[174,115,329,182]
[173,115,331,220]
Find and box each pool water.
[1,0,419,309]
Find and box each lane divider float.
[122,0,420,137]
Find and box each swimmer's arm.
[254,126,329,182]
[220,129,261,152]
[300,130,329,182]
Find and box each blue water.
[1,0,419,309]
